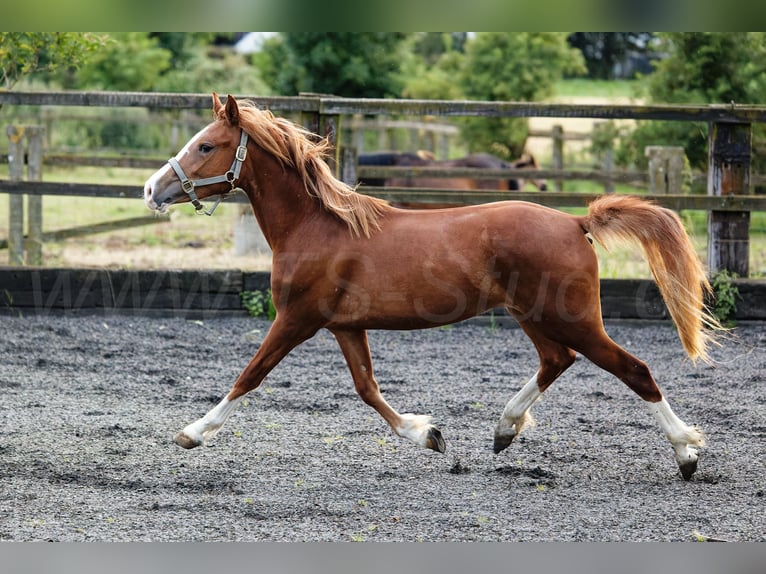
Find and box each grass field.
[1,80,764,277]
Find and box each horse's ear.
[224,94,240,126]
[212,92,224,115]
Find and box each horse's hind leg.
[575,330,705,480]
[494,318,576,453]
[331,328,445,453]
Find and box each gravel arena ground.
[0,314,764,542]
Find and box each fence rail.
[3,179,764,213]
[5,90,766,122]
[3,90,766,277]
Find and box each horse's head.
[511,153,547,192]
[144,93,248,215]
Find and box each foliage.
[403,33,585,159]
[617,33,766,171]
[241,289,276,320]
[14,34,268,154]
[149,33,229,69]
[0,32,106,90]
[152,45,271,96]
[72,33,172,92]
[710,270,740,325]
[56,108,169,151]
[616,120,708,171]
[410,32,468,65]
[400,48,465,101]
[648,33,766,104]
[589,120,621,159]
[456,33,586,159]
[258,33,409,98]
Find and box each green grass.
[553,78,644,100]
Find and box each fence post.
[319,113,340,177]
[593,122,615,194]
[339,114,358,185]
[645,146,686,194]
[25,126,45,265]
[438,134,449,160]
[5,125,46,266]
[6,126,26,265]
[551,124,564,191]
[707,121,751,277]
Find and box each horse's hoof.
[679,458,698,481]
[425,426,446,453]
[493,429,516,454]
[174,431,201,449]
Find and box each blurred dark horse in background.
[358,151,548,193]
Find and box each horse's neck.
[243,150,325,251]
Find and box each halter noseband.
[167,129,249,216]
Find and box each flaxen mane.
[218,100,390,238]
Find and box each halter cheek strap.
[167,129,249,216]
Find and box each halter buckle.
[235,145,247,162]
[181,179,195,193]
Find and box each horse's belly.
[326,271,502,329]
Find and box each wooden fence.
[2,90,766,277]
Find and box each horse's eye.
[199,143,214,153]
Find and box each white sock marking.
[181,395,243,446]
[496,371,541,437]
[395,413,433,448]
[646,397,704,465]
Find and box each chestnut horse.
[144,94,720,480]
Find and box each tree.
[618,33,766,171]
[457,33,585,159]
[567,33,655,79]
[153,46,271,96]
[648,33,766,104]
[0,32,105,90]
[258,33,410,98]
[73,33,172,92]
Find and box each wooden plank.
[0,180,142,199]
[0,268,245,312]
[2,179,765,212]
[0,216,169,249]
[0,91,320,112]
[0,180,252,203]
[42,154,165,169]
[357,166,648,184]
[4,91,766,123]
[599,280,667,320]
[6,127,25,265]
[707,122,752,276]
[108,269,243,294]
[242,272,272,292]
[2,268,763,320]
[320,98,766,123]
[25,126,45,265]
[733,280,766,320]
[45,216,170,242]
[358,188,766,212]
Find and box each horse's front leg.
[331,328,445,453]
[174,317,316,449]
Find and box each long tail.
[580,195,721,363]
